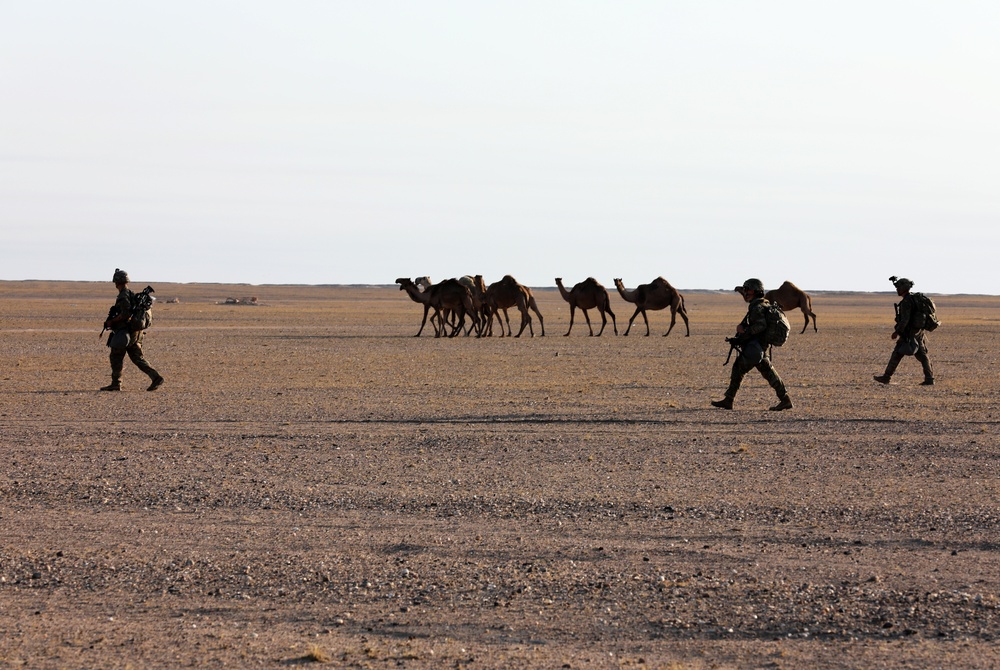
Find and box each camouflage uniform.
[102,271,162,391]
[876,282,934,385]
[723,297,789,403]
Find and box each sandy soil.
[1,280,998,669]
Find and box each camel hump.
[652,277,673,289]
[778,280,799,291]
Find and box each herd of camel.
[395,275,818,338]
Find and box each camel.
[396,276,438,336]
[613,277,690,337]
[395,277,479,337]
[555,277,617,336]
[734,280,817,333]
[484,275,545,337]
[457,275,489,336]
[410,276,466,335]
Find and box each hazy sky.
[2,2,998,292]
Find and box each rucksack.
[911,292,940,332]
[762,300,790,346]
[128,285,155,331]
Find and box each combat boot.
[920,378,934,386]
[100,381,121,392]
[147,376,164,391]
[769,395,793,411]
[711,397,734,410]
[875,354,902,385]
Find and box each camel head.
[395,278,413,290]
[733,285,747,299]
[613,278,624,288]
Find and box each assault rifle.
[723,335,743,366]
[99,305,119,339]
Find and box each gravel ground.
[0,281,998,668]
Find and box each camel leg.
[667,296,691,337]
[642,310,650,336]
[800,310,809,334]
[583,309,595,336]
[594,309,605,336]
[449,308,466,338]
[482,308,490,336]
[565,306,577,336]
[664,308,678,337]
[623,307,641,336]
[416,305,432,337]
[503,308,513,337]
[515,307,531,338]
[431,309,445,338]
[606,305,617,335]
[529,300,545,336]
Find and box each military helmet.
[112,268,129,284]
[742,278,765,294]
[889,275,913,291]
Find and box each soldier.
[873,276,934,385]
[101,268,163,392]
[711,278,793,411]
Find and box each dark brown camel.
[484,275,545,337]
[396,277,479,338]
[613,277,690,337]
[555,277,617,336]
[395,276,436,336]
[734,280,817,333]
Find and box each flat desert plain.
[1,280,999,669]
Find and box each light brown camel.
[396,278,479,338]
[458,275,489,336]
[734,280,817,333]
[484,275,545,337]
[555,277,617,336]
[613,277,690,337]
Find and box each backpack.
[911,292,939,332]
[127,285,155,331]
[762,300,790,346]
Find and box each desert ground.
[1,280,998,669]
